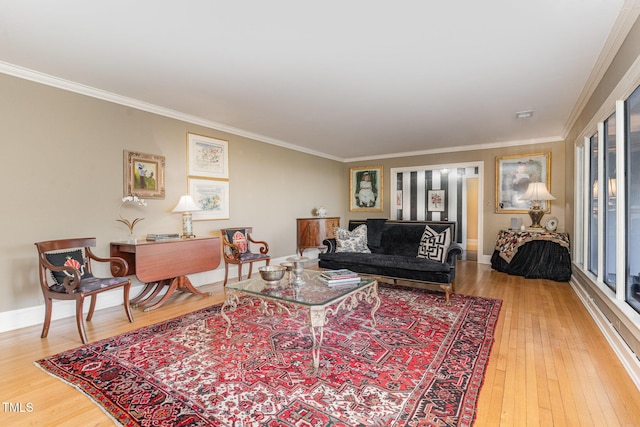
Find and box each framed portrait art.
[350,166,383,212]
[495,153,551,213]
[188,178,229,220]
[123,150,166,199]
[187,132,229,179]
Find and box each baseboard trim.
[570,276,640,391]
[0,255,293,334]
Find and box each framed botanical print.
[428,190,445,212]
[495,153,551,213]
[350,166,383,212]
[188,177,229,220]
[187,132,229,179]
[123,150,166,199]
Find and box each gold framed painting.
[495,152,551,213]
[350,166,383,212]
[123,150,166,199]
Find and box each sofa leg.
[440,284,452,306]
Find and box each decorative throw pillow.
[417,226,451,263]
[335,224,371,253]
[225,229,249,253]
[44,249,92,286]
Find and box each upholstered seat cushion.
[238,252,270,261]
[49,276,129,294]
[319,252,452,283]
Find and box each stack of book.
[146,233,180,241]
[319,269,361,286]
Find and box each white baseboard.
[477,253,491,264]
[570,277,640,392]
[0,255,293,334]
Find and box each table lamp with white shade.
[172,194,201,238]
[520,182,556,228]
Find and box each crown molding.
[563,0,640,139]
[0,61,563,164]
[0,61,343,162]
[343,136,563,163]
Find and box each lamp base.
[528,206,544,228]
[182,212,194,238]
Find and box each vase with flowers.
[117,195,147,242]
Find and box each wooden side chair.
[34,237,134,344]
[221,227,270,285]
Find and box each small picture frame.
[123,150,165,199]
[427,190,445,212]
[187,132,229,179]
[495,153,551,213]
[350,166,383,212]
[189,177,230,220]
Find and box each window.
[588,133,599,277]
[626,86,640,311]
[604,113,617,290]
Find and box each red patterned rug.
[36,284,501,426]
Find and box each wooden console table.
[110,237,221,311]
[491,229,571,281]
[296,217,340,256]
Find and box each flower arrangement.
[117,195,147,237]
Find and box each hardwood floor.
[2,261,639,426]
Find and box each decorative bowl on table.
[259,265,286,285]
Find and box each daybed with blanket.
[318,219,462,304]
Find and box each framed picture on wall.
[187,132,229,179]
[350,166,383,212]
[123,150,166,199]
[188,177,229,220]
[427,190,445,212]
[495,153,551,213]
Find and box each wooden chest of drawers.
[296,217,340,256]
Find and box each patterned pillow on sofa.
[335,225,371,253]
[417,225,451,263]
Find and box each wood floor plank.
[1,261,640,426]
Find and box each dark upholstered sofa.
[318,219,462,304]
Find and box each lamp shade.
[172,195,201,213]
[520,182,556,201]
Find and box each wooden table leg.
[130,282,156,305]
[142,276,211,312]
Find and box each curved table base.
[131,276,211,312]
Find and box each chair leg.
[123,283,134,323]
[247,263,253,279]
[75,296,88,344]
[41,297,52,339]
[266,259,271,267]
[238,264,243,281]
[224,263,230,285]
[87,295,97,321]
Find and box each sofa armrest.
[322,238,337,253]
[446,242,463,266]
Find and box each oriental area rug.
[36,284,501,427]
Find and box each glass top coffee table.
[221,269,380,371]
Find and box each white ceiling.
[0,1,635,161]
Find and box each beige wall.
[0,71,566,317]
[346,140,566,256]
[0,73,347,313]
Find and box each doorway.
[390,161,483,262]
